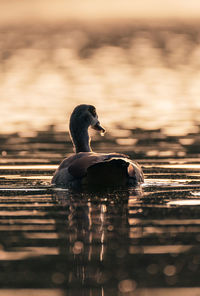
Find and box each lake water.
[0,21,200,296]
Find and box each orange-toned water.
[0,126,199,295]
[1,22,200,136]
[1,22,200,296]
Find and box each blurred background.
[1,0,200,136]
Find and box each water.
[0,127,200,296]
[1,21,200,134]
[1,21,200,295]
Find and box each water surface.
[0,126,200,296]
[1,21,200,296]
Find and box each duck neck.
[70,125,92,153]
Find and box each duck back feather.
[52,152,144,189]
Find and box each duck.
[51,104,144,189]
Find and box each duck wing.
[68,152,106,178]
[66,152,125,178]
[68,152,144,185]
[51,152,90,185]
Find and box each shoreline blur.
[1,21,200,135]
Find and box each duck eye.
[88,106,97,117]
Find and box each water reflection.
[168,199,200,206]
[51,184,200,295]
[1,125,200,294]
[53,188,142,293]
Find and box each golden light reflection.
[129,245,192,254]
[118,279,137,294]
[145,164,200,169]
[0,290,64,296]
[1,175,51,180]
[24,233,59,239]
[191,192,200,196]
[168,199,200,206]
[0,247,59,260]
[144,179,187,185]
[1,23,200,134]
[116,138,138,146]
[135,288,200,296]
[0,165,56,170]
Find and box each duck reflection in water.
[52,104,144,190]
[53,187,143,293]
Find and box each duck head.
[70,104,105,134]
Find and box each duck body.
[51,104,144,189]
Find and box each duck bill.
[92,122,106,135]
